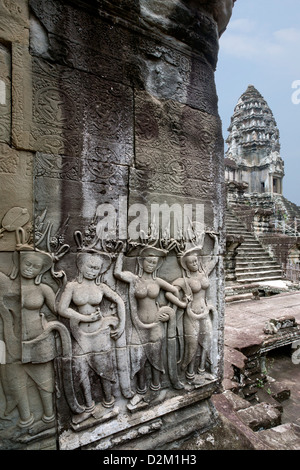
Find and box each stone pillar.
[0,0,234,450]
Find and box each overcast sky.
[215,0,300,205]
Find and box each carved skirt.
[129,323,165,377]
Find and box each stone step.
[227,234,257,242]
[226,292,256,303]
[236,269,282,277]
[226,225,249,231]
[238,245,266,250]
[235,266,282,273]
[236,260,280,267]
[236,265,281,272]
[226,220,250,226]
[235,242,265,248]
[225,211,283,285]
[236,267,282,273]
[239,266,281,274]
[237,252,276,257]
[237,252,271,258]
[237,247,264,253]
[237,275,283,283]
[236,258,280,264]
[239,242,262,246]
[226,229,251,234]
[237,250,270,256]
[236,254,274,259]
[226,220,250,225]
[236,259,276,265]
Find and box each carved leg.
[2,363,33,427]
[80,376,94,409]
[59,357,85,415]
[39,389,54,419]
[150,367,161,391]
[28,390,56,436]
[136,367,147,394]
[197,324,212,374]
[101,379,115,408]
[182,334,198,381]
[70,368,95,425]
[114,337,134,398]
[198,347,207,374]
[18,400,34,429]
[167,310,184,389]
[186,358,196,381]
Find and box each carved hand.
[184,292,193,302]
[157,311,170,322]
[81,308,102,323]
[110,324,125,340]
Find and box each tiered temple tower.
[225,85,284,195]
[224,85,300,280]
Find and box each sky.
[215,0,300,205]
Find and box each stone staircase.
[226,210,283,284]
[272,194,300,236]
[275,194,300,220]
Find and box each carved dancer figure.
[0,250,59,435]
[20,250,57,431]
[0,254,23,423]
[114,247,184,395]
[58,250,132,424]
[172,233,219,382]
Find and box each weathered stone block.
[257,423,300,450]
[0,0,29,43]
[237,402,281,432]
[222,390,251,412]
[268,382,291,403]
[0,43,11,144]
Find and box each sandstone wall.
[0,0,230,450]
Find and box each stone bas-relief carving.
[57,235,133,429]
[114,245,186,408]
[171,232,219,385]
[0,0,227,450]
[0,195,222,450]
[0,249,58,446]
[20,248,87,425]
[49,226,219,436]
[0,216,83,446]
[18,251,56,432]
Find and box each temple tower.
[225,85,284,195]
